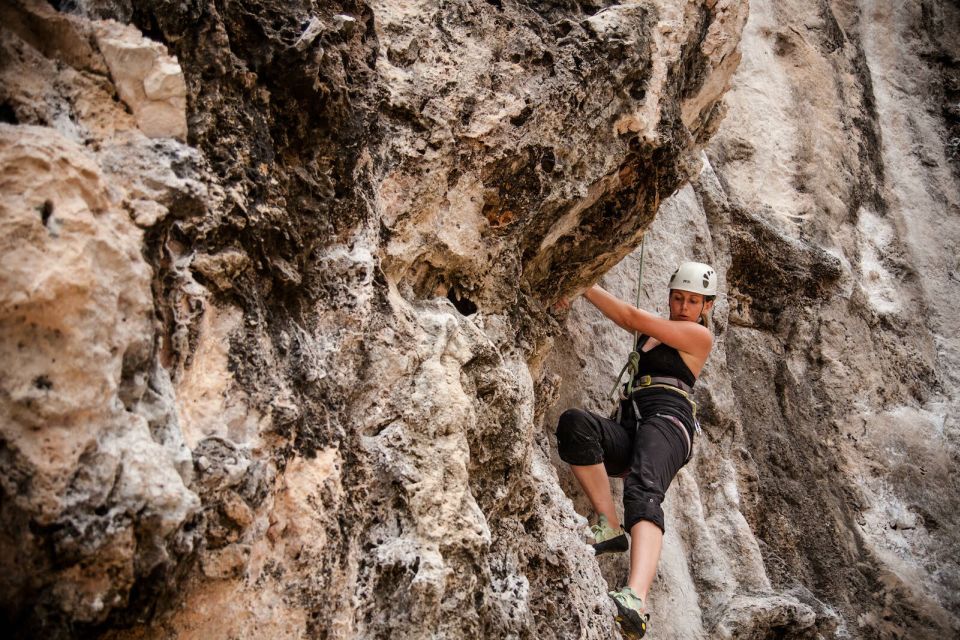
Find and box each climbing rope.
[608,236,646,402]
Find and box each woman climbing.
[555,261,717,639]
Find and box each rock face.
[552,1,960,638]
[0,1,957,640]
[0,123,201,632]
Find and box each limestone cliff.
[0,0,957,639]
[553,2,960,638]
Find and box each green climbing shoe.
[590,515,629,555]
[609,586,649,639]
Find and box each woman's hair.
[698,295,716,330]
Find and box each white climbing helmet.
[668,261,717,296]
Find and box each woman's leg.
[571,463,621,528]
[556,408,634,529]
[621,416,689,606]
[626,520,663,603]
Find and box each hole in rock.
[581,1,609,17]
[33,375,53,390]
[510,105,533,127]
[523,516,538,534]
[447,287,478,316]
[553,20,574,37]
[0,103,18,124]
[40,200,54,226]
[630,84,647,101]
[540,148,556,173]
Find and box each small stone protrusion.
[95,22,188,140]
[333,14,357,36]
[294,17,326,52]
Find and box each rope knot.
[611,350,642,401]
[627,350,640,376]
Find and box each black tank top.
[631,335,696,387]
[628,335,698,435]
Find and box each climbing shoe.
[590,515,629,555]
[609,586,649,639]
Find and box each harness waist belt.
[634,375,694,395]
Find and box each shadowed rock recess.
[0,1,957,639]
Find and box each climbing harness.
[635,374,693,395]
[657,413,692,461]
[634,375,698,423]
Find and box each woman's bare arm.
[583,285,712,358]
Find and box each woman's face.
[668,289,713,322]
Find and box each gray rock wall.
[550,1,960,638]
[0,0,957,639]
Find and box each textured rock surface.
[1,0,958,639]
[551,1,960,638]
[94,20,188,140]
[0,123,201,630]
[0,0,744,637]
